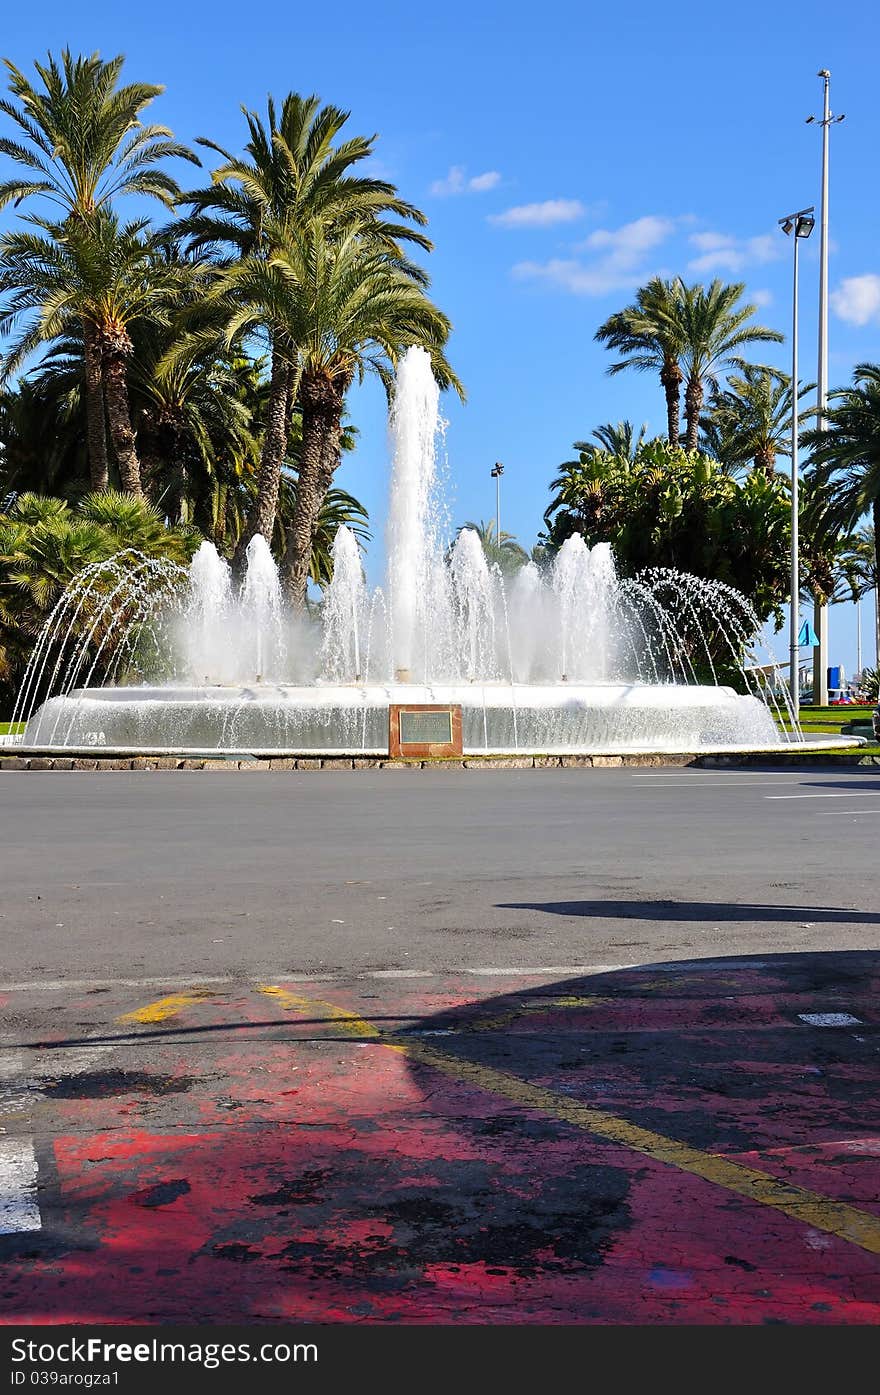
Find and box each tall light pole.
[806,71,845,706]
[779,206,815,721]
[491,461,504,543]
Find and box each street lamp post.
[491,462,504,543]
[806,72,845,707]
[779,206,815,722]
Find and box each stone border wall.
[1,751,878,772]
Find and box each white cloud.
[686,229,783,274]
[512,258,635,296]
[751,289,774,308]
[430,165,501,196]
[468,170,501,192]
[513,215,678,297]
[831,273,880,326]
[689,231,735,253]
[489,198,586,229]
[581,215,675,259]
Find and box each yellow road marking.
[259,984,880,1257]
[258,984,380,1039]
[467,995,611,1032]
[117,989,217,1025]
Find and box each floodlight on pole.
[779,204,815,722]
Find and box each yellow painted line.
[117,989,217,1025]
[258,984,380,1039]
[260,985,880,1258]
[467,995,611,1032]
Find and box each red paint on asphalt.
[1,956,878,1324]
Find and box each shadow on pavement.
[496,900,880,923]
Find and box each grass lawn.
[0,721,24,735]
[776,704,880,756]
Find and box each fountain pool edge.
[1,732,868,767]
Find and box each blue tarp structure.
[798,620,819,647]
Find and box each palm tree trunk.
[684,375,703,451]
[102,348,142,497]
[281,372,337,608]
[213,482,228,553]
[660,359,682,446]
[82,321,108,491]
[315,371,351,504]
[232,349,293,576]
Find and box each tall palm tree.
[0,49,197,486]
[672,280,783,450]
[595,278,685,445]
[176,92,432,567]
[701,364,813,475]
[804,363,880,652]
[276,224,460,605]
[0,213,190,495]
[215,220,459,605]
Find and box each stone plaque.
[399,709,454,746]
[388,704,463,758]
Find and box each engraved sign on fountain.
[14,344,817,757]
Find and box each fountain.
[13,347,841,759]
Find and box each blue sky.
[3,0,879,677]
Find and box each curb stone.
[0,750,877,772]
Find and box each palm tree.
[0,489,195,688]
[571,420,648,465]
[0,49,197,486]
[0,213,190,495]
[176,92,432,568]
[136,337,257,526]
[798,474,859,609]
[672,280,783,450]
[216,219,459,606]
[701,364,814,475]
[284,227,459,605]
[456,519,529,576]
[842,526,878,671]
[0,375,88,497]
[804,363,880,661]
[842,525,878,601]
[595,278,685,445]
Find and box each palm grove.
[0,51,877,704]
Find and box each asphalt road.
[1,765,878,983]
[2,765,879,1327]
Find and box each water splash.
[320,525,368,682]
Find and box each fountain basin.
[23,681,787,756]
